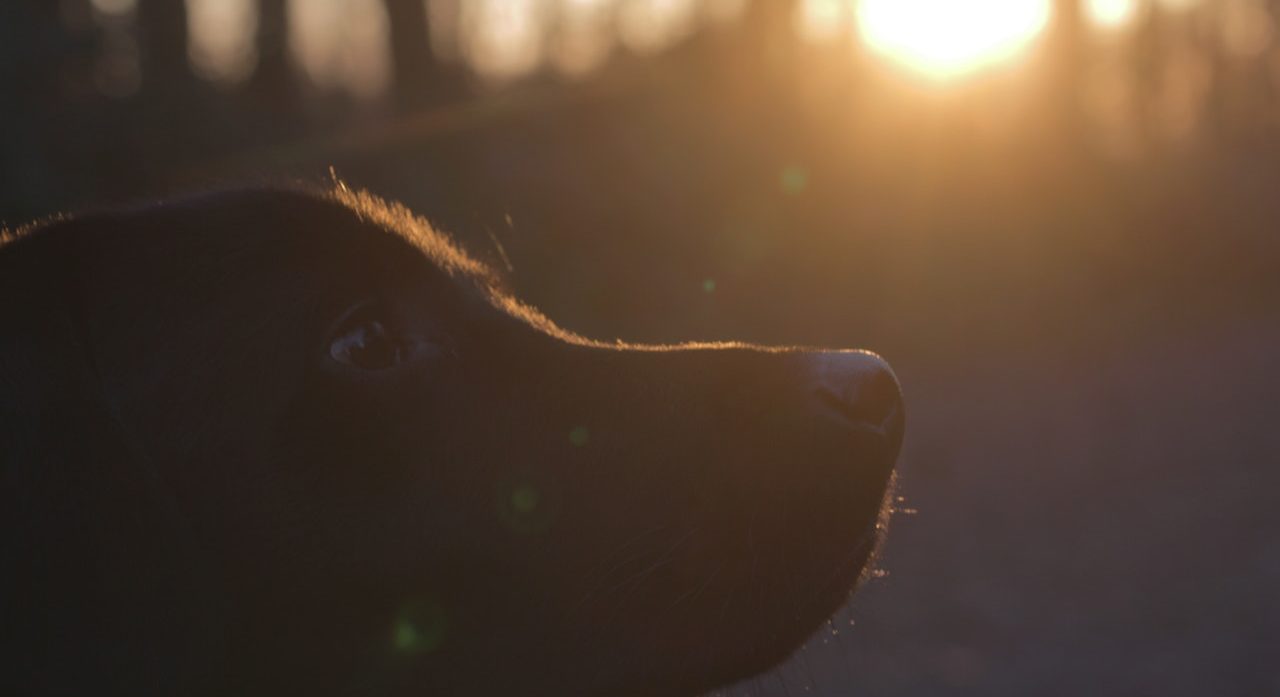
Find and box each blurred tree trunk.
[736,0,798,84]
[0,1,74,213]
[1,2,63,101]
[247,0,300,123]
[1132,6,1163,150]
[136,0,192,94]
[1202,3,1229,141]
[743,0,798,52]
[1047,0,1086,142]
[384,0,438,108]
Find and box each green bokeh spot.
[702,278,717,293]
[497,477,559,535]
[391,603,447,655]
[780,165,809,194]
[392,619,419,651]
[569,426,590,447]
[511,486,540,514]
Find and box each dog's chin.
[585,522,890,697]
[698,540,889,697]
[684,478,897,697]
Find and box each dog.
[0,186,903,696]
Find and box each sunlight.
[703,0,748,24]
[855,0,1052,79]
[89,0,136,16]
[796,0,852,44]
[1221,0,1275,58]
[553,0,616,75]
[87,0,140,98]
[618,0,699,54]
[461,0,547,80]
[1085,0,1139,29]
[288,0,391,99]
[187,0,259,85]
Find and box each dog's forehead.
[46,189,504,426]
[88,188,494,299]
[169,189,456,270]
[48,188,503,370]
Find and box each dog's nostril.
[808,352,903,433]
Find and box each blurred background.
[3,0,1278,694]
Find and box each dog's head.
[0,187,903,696]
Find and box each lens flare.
[392,601,448,655]
[856,0,1052,78]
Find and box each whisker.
[605,526,698,596]
[667,559,725,612]
[564,523,671,614]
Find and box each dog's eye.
[329,317,404,371]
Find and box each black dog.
[0,187,903,696]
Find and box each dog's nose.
[806,351,903,435]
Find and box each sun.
[856,0,1053,79]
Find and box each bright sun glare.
[856,0,1053,79]
[1085,0,1139,28]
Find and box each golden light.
[552,0,615,76]
[460,0,546,79]
[187,0,259,85]
[1085,0,1140,28]
[288,0,391,99]
[1221,0,1275,58]
[856,0,1052,79]
[618,0,699,54]
[796,0,853,44]
[89,0,136,16]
